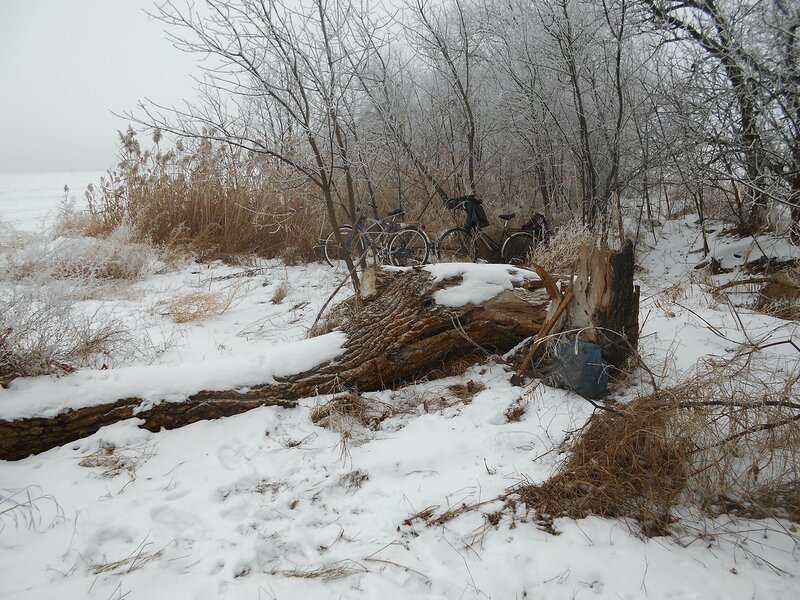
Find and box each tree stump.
[565,240,640,371]
[0,266,552,460]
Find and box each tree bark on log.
[565,240,640,371]
[0,267,551,460]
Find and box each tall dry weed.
[86,129,325,262]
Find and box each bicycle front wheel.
[437,228,474,262]
[500,231,534,265]
[388,228,430,267]
[323,225,365,268]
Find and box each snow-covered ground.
[0,172,103,231]
[1,175,800,599]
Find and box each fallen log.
[0,265,551,460]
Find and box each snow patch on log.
[0,331,348,420]
[425,263,540,307]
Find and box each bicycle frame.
[462,222,517,261]
[324,208,430,268]
[438,200,534,264]
[354,215,402,260]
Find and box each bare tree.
[642,0,800,235]
[135,0,382,291]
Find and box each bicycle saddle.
[388,208,405,217]
[499,213,516,221]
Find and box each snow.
[0,171,102,231]
[425,262,540,307]
[1,175,799,599]
[0,331,347,420]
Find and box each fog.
[0,0,197,173]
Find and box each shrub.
[0,287,133,380]
[2,222,157,284]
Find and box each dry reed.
[87,129,325,262]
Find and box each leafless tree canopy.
[135,0,799,238]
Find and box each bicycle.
[323,207,431,268]
[437,196,536,264]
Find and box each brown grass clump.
[527,219,595,274]
[507,356,800,534]
[57,206,110,239]
[165,290,238,323]
[504,397,528,422]
[338,469,369,490]
[310,393,402,432]
[516,395,687,535]
[276,560,367,581]
[447,379,485,401]
[271,280,290,304]
[754,268,800,321]
[78,441,155,480]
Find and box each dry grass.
[504,397,528,422]
[0,287,134,381]
[527,219,595,274]
[161,285,243,323]
[78,441,155,480]
[338,469,370,490]
[507,356,800,535]
[90,537,166,575]
[2,223,157,284]
[447,379,485,401]
[310,393,399,432]
[311,384,480,436]
[754,269,800,321]
[86,129,325,262]
[417,356,800,537]
[276,560,368,581]
[0,486,63,534]
[271,280,290,304]
[57,207,110,239]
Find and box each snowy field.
[1,173,800,599]
[0,172,103,231]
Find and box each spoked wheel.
[500,231,534,265]
[388,228,430,267]
[437,227,474,262]
[323,225,366,269]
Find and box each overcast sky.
[0,0,198,173]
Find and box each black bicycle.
[437,196,536,264]
[323,208,431,268]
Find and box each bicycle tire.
[437,227,474,262]
[500,231,535,265]
[388,228,430,267]
[323,225,365,268]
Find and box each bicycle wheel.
[500,231,534,265]
[388,228,430,267]
[323,225,365,268]
[437,227,474,262]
